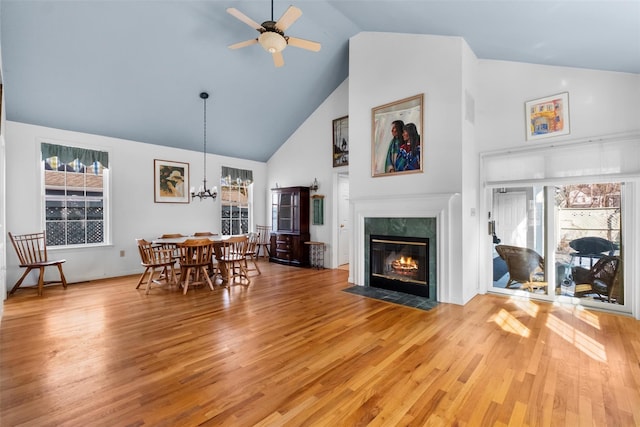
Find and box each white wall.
[4,121,267,287]
[0,41,6,314]
[349,32,466,199]
[477,60,640,151]
[267,79,349,268]
[460,41,481,303]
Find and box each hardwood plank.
[1,261,639,426]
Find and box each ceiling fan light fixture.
[259,31,286,53]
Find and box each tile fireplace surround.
[351,193,459,304]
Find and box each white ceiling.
[1,1,639,162]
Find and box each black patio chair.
[569,236,618,268]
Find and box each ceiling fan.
[227,0,321,67]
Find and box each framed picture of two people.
[371,93,424,177]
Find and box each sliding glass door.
[554,183,623,305]
[490,181,625,311]
[491,186,547,295]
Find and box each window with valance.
[220,166,253,235]
[41,142,110,246]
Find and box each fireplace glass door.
[370,235,429,297]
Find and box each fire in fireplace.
[369,234,429,297]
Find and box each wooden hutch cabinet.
[269,186,310,267]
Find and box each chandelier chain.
[203,95,207,181]
[191,91,217,201]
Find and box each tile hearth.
[343,285,437,311]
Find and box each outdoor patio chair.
[572,255,621,302]
[495,244,546,291]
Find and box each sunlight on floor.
[490,308,531,337]
[508,296,540,318]
[553,299,602,330]
[546,313,607,362]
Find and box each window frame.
[220,180,253,235]
[41,142,111,249]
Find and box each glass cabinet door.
[278,193,292,231]
[271,188,304,233]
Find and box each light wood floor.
[1,261,639,426]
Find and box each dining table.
[152,235,231,285]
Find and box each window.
[220,166,253,235]
[42,143,109,247]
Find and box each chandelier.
[191,92,217,201]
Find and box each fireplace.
[369,234,429,297]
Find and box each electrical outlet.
[119,250,125,257]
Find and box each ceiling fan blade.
[226,8,264,31]
[272,52,284,68]
[229,39,258,50]
[275,6,302,32]
[287,36,321,52]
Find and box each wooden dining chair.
[157,233,185,278]
[243,232,261,276]
[177,239,215,294]
[8,231,68,296]
[135,238,178,295]
[191,232,219,273]
[256,225,271,259]
[217,235,251,286]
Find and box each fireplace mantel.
[351,193,460,303]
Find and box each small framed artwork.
[332,115,349,167]
[154,159,190,203]
[312,194,324,225]
[525,92,570,141]
[371,93,424,177]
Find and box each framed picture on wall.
[371,93,424,177]
[525,92,570,140]
[332,115,349,167]
[154,159,190,203]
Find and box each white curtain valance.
[482,134,640,185]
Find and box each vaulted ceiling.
[1,1,638,162]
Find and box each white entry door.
[493,191,527,247]
[337,174,350,266]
